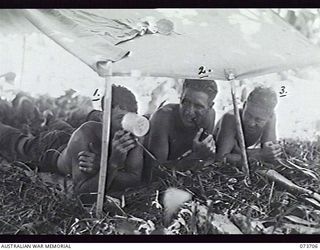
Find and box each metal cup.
[121,112,150,137]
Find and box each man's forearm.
[106,163,118,190]
[224,149,262,165]
[165,151,215,171]
[108,170,140,192]
[106,159,141,191]
[75,165,140,194]
[223,153,241,165]
[247,149,262,161]
[75,173,99,194]
[165,158,200,171]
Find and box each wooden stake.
[20,35,26,89]
[225,70,251,185]
[96,61,113,217]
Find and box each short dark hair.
[182,79,218,101]
[101,85,138,113]
[247,86,278,111]
[85,109,102,122]
[12,91,32,108]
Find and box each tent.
[2,9,320,215]
[2,9,318,79]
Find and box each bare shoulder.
[152,103,176,116]
[70,121,102,139]
[221,111,236,126]
[66,121,102,155]
[150,104,177,124]
[78,121,102,131]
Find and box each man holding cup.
[61,85,146,194]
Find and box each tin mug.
[121,112,150,137]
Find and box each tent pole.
[226,71,251,185]
[19,35,26,89]
[96,61,113,217]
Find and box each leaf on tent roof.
[156,19,174,35]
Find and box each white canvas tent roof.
[2,9,320,80]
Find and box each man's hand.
[78,142,100,174]
[260,141,282,162]
[109,130,136,169]
[192,128,216,159]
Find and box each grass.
[0,139,320,234]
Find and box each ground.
[0,139,320,235]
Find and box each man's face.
[111,106,129,133]
[179,88,212,127]
[242,102,272,133]
[19,99,37,123]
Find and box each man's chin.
[245,127,257,133]
[182,118,196,127]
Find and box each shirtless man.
[143,79,218,182]
[0,85,143,194]
[214,86,282,164]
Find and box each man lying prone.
[0,85,143,194]
[214,86,282,165]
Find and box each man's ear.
[243,101,247,109]
[209,101,215,108]
[269,110,275,119]
[180,91,185,100]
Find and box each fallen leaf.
[282,223,320,234]
[163,188,192,225]
[116,220,139,235]
[210,213,243,234]
[231,213,265,234]
[284,215,318,227]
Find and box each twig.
[217,191,266,215]
[0,218,19,230]
[272,202,300,234]
[268,181,275,209]
[197,174,206,196]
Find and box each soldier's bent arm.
[261,114,277,145]
[143,110,170,182]
[215,115,260,164]
[107,140,143,192]
[74,144,143,194]
[215,114,238,163]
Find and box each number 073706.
[300,244,318,248]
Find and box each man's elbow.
[214,151,226,162]
[214,151,241,165]
[72,171,99,195]
[130,170,143,187]
[114,169,143,189]
[74,180,98,195]
[121,170,141,187]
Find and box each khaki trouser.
[0,122,72,172]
